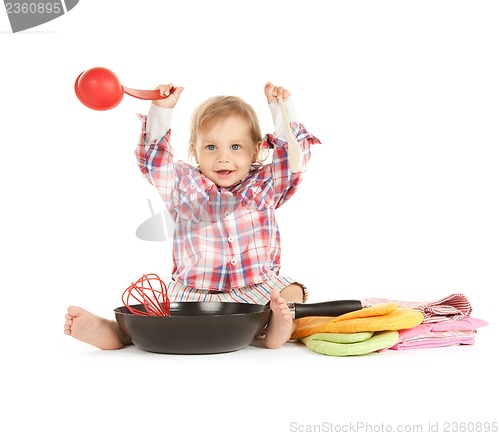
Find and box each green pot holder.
[300,330,399,356]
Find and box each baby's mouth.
[216,170,234,176]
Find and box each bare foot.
[264,289,294,349]
[64,306,130,350]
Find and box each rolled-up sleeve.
[262,123,321,208]
[135,114,178,212]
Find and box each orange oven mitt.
[291,303,424,340]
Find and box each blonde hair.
[188,96,266,164]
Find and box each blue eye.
[207,145,216,151]
[231,144,240,150]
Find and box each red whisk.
[122,273,171,316]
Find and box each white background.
[1,1,499,435]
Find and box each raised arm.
[265,82,302,172]
[135,84,184,190]
[146,84,184,144]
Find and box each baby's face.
[194,116,260,188]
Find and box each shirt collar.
[193,165,263,194]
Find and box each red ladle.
[74,67,174,111]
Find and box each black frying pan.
[114,300,362,354]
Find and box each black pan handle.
[291,300,363,319]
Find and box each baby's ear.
[253,141,262,161]
[190,144,199,163]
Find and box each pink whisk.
[122,273,171,316]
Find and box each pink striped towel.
[362,293,472,323]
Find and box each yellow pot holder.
[292,303,424,339]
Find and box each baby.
[65,82,320,350]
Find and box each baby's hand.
[152,83,184,108]
[265,82,291,104]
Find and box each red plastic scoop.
[74,67,174,111]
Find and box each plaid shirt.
[136,114,321,291]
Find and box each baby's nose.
[217,152,230,163]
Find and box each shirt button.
[227,236,233,243]
[224,211,230,218]
[189,184,196,190]
[230,259,237,266]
